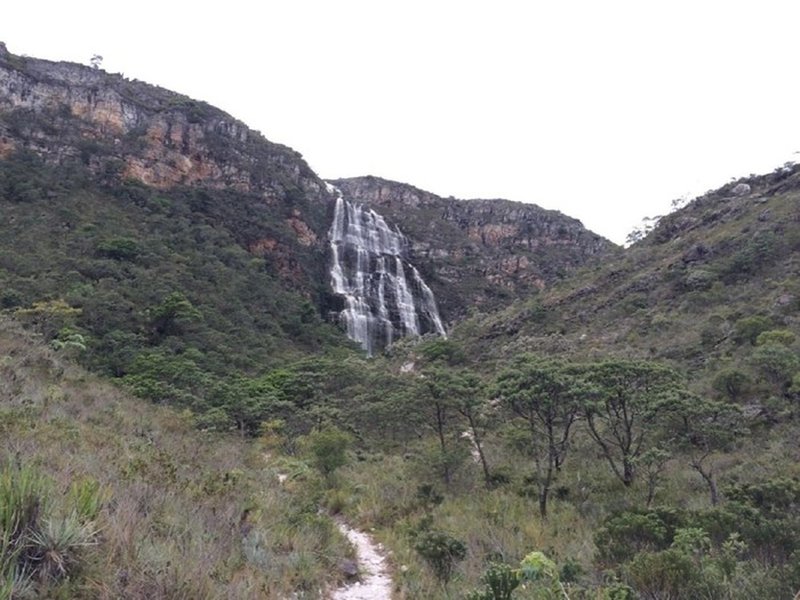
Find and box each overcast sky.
[4,1,800,243]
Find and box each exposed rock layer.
[331,176,615,318]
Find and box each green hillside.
[0,317,355,598]
[2,44,800,600]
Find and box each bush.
[95,237,140,261]
[734,316,773,345]
[752,343,800,387]
[595,510,679,564]
[756,329,797,347]
[304,426,352,478]
[414,530,467,584]
[0,466,101,590]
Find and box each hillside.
[0,317,354,598]
[0,42,615,431]
[455,162,800,380]
[2,42,800,600]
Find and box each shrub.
[0,466,101,589]
[414,530,467,585]
[595,510,678,564]
[752,343,800,387]
[712,369,750,401]
[734,316,773,345]
[304,426,352,478]
[756,329,797,347]
[95,237,140,261]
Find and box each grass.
[0,316,353,598]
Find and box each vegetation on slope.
[0,151,358,432]
[0,317,359,599]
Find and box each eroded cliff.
[330,176,615,318]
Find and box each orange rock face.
[286,216,317,246]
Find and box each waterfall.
[327,185,446,356]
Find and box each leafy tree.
[419,370,463,486]
[581,360,681,487]
[209,377,281,436]
[424,366,493,487]
[634,447,672,508]
[665,394,745,505]
[95,237,140,261]
[304,425,352,478]
[496,357,582,517]
[734,315,773,345]
[752,343,800,388]
[712,369,750,401]
[147,292,202,339]
[13,299,81,339]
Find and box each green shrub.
[712,369,750,401]
[734,315,773,345]
[756,329,797,347]
[752,343,800,387]
[595,510,678,564]
[304,426,352,478]
[414,530,467,584]
[95,237,140,261]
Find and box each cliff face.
[0,42,337,297]
[0,42,613,333]
[0,42,323,199]
[330,176,615,318]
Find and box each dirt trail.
[331,519,392,600]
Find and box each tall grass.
[0,318,353,598]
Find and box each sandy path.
[331,519,392,600]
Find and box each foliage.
[0,465,101,591]
[414,530,467,585]
[303,425,352,478]
[751,343,800,387]
[496,357,582,516]
[581,360,682,487]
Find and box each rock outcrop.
[0,42,325,201]
[330,176,615,318]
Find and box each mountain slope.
[453,162,800,394]
[0,317,353,598]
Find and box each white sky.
[3,1,800,244]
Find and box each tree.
[635,447,672,508]
[752,343,800,389]
[496,357,582,517]
[147,292,201,339]
[304,425,352,479]
[665,393,745,505]
[423,367,494,488]
[581,360,681,487]
[418,372,462,486]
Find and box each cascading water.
[328,185,446,356]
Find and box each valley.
[1,43,799,599]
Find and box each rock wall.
[331,176,615,318]
[0,42,327,204]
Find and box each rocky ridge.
[0,41,613,330]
